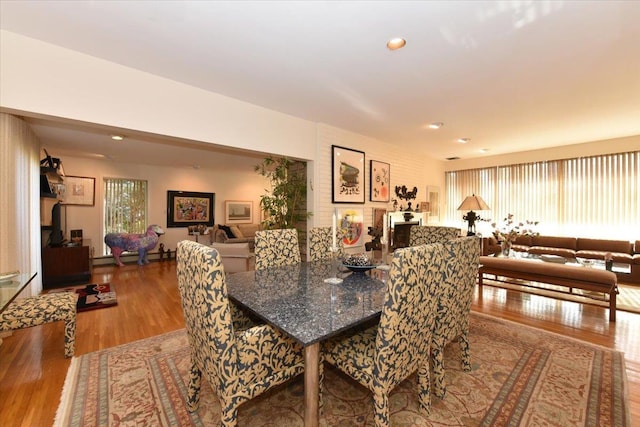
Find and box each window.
[445,151,639,240]
[103,178,148,255]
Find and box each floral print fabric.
[254,229,301,270]
[176,240,306,426]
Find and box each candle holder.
[323,246,343,284]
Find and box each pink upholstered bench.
[478,256,618,321]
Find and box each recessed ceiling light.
[428,122,444,129]
[480,148,489,153]
[457,138,471,144]
[387,38,406,50]
[111,135,124,141]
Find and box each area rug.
[50,283,117,312]
[53,313,630,427]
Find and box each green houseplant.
[254,156,311,230]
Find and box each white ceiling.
[2,0,640,168]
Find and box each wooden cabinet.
[42,243,91,289]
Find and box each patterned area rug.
[50,284,117,312]
[54,313,630,426]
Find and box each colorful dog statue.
[104,224,165,266]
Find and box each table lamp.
[457,194,490,236]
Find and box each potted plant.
[254,156,311,230]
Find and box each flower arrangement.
[491,213,539,243]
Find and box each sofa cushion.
[513,235,533,246]
[576,238,632,254]
[230,225,244,238]
[576,250,633,263]
[528,246,576,259]
[635,241,640,254]
[531,235,577,250]
[218,225,234,238]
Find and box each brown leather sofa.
[483,235,639,283]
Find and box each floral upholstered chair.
[0,291,76,357]
[323,243,445,427]
[254,228,301,270]
[176,241,307,426]
[431,236,480,399]
[308,226,344,261]
[409,225,460,246]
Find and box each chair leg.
[318,356,325,413]
[221,404,238,427]
[373,391,390,427]
[417,364,432,414]
[186,365,202,412]
[64,316,76,358]
[432,347,446,399]
[459,333,471,372]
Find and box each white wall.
[313,124,446,248]
[444,135,640,171]
[0,30,318,161]
[59,155,269,257]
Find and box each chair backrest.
[374,243,445,389]
[254,228,301,270]
[308,226,344,261]
[434,236,480,344]
[176,240,239,396]
[409,225,460,246]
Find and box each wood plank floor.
[0,260,638,426]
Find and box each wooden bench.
[478,256,618,321]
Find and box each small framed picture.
[332,145,365,204]
[225,200,253,224]
[61,176,95,206]
[336,207,365,248]
[370,160,390,202]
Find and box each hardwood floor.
[0,260,638,426]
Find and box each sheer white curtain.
[446,151,640,240]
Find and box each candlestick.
[332,212,337,249]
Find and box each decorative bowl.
[342,253,375,273]
[343,264,376,273]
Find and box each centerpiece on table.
[491,214,539,256]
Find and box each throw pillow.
[230,226,244,238]
[218,225,234,239]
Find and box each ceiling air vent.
[446,156,460,161]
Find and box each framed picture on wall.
[167,191,215,227]
[332,145,365,203]
[336,207,365,248]
[225,200,253,224]
[369,160,390,202]
[61,176,95,206]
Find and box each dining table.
[226,260,388,427]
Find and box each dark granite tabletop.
[226,261,387,346]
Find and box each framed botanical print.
[332,145,365,203]
[61,176,95,206]
[369,160,390,202]
[167,191,215,227]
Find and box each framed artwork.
[332,145,365,203]
[225,200,253,224]
[369,160,390,202]
[336,207,365,248]
[426,186,440,223]
[62,176,95,206]
[167,191,215,227]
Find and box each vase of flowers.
[491,214,539,257]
